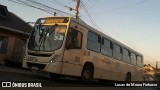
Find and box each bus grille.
[27,62,46,70]
[28,52,52,57]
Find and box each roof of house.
[0,5,32,35]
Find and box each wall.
[0,30,29,64]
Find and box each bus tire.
[125,73,131,82]
[49,73,60,81]
[81,64,94,83]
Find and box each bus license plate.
[28,57,37,61]
[32,66,38,70]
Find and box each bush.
[154,72,160,81]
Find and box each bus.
[22,16,143,82]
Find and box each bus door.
[62,27,84,76]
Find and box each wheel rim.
[84,70,91,80]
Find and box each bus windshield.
[28,25,66,51]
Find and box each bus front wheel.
[81,64,94,82]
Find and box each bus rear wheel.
[81,64,94,82]
[125,73,131,82]
[49,73,60,81]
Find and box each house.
[0,5,32,65]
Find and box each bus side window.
[130,52,136,65]
[113,44,122,60]
[66,28,82,50]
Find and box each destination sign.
[36,17,69,24]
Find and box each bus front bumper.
[22,60,63,74]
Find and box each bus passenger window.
[113,44,122,60]
[87,31,101,52]
[101,38,112,57]
[66,28,82,49]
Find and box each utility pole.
[75,0,80,19]
[156,61,158,70]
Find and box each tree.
[154,72,160,81]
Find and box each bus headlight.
[50,55,60,63]
[24,54,27,60]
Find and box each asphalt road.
[0,71,116,86]
[0,71,158,90]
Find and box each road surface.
[0,66,158,90]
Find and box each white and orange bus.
[22,16,143,82]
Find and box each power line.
[67,0,74,6]
[26,0,73,16]
[8,0,55,15]
[47,0,75,12]
[50,0,66,7]
[100,0,150,14]
[80,1,101,31]
[88,0,99,10]
[82,0,90,5]
[10,0,73,16]
[9,0,62,16]
[48,0,67,7]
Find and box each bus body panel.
[85,50,112,80]
[62,49,84,76]
[61,20,87,77]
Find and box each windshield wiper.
[38,24,58,51]
[48,24,58,35]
